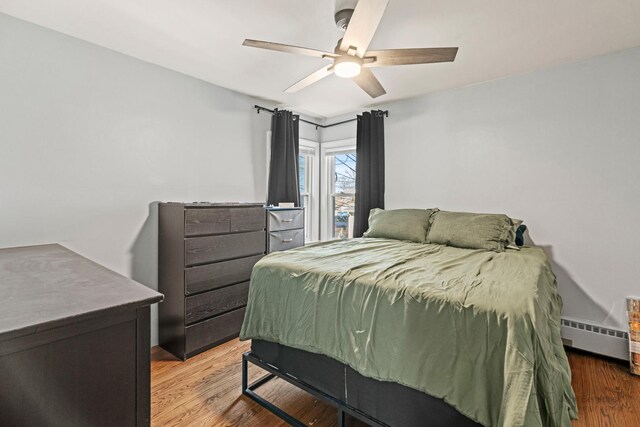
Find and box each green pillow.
[427,211,514,252]
[364,208,437,243]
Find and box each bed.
[239,237,578,426]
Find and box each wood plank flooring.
[151,339,640,426]
[569,350,640,426]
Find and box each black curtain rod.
[254,105,388,130]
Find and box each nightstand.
[266,207,305,253]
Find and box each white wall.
[322,47,640,330]
[0,13,319,345]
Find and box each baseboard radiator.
[560,317,628,361]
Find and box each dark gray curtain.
[353,110,385,237]
[267,109,300,206]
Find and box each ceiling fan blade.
[340,0,389,57]
[285,65,334,93]
[352,68,386,98]
[243,39,337,59]
[364,47,458,67]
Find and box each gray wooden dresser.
[158,202,266,360]
[267,207,305,253]
[0,244,162,426]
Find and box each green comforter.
[240,238,577,426]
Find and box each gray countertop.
[0,244,163,342]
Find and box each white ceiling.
[1,0,640,118]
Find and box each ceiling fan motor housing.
[335,8,354,32]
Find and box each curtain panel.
[353,110,385,237]
[267,109,300,207]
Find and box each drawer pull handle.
[281,219,293,222]
[281,238,294,242]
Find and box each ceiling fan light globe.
[335,61,361,78]
[333,55,363,78]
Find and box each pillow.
[427,211,514,252]
[364,208,437,243]
[506,218,524,250]
[515,224,527,246]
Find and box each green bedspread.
[240,238,578,427]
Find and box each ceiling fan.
[242,0,458,98]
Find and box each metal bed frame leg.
[242,351,247,391]
[242,353,305,427]
[241,352,387,427]
[338,408,346,427]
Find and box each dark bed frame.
[242,339,481,427]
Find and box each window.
[329,152,356,239]
[299,140,319,242]
[266,134,358,242]
[299,154,308,207]
[320,139,357,240]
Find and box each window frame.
[299,139,320,242]
[320,138,357,241]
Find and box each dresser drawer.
[185,281,250,325]
[185,307,245,355]
[230,207,265,232]
[185,231,265,266]
[185,206,265,236]
[185,254,262,295]
[268,209,304,232]
[269,229,304,252]
[185,208,230,236]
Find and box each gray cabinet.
[159,203,265,360]
[267,207,305,253]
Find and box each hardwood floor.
[151,339,640,426]
[151,339,346,427]
[569,350,640,426]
